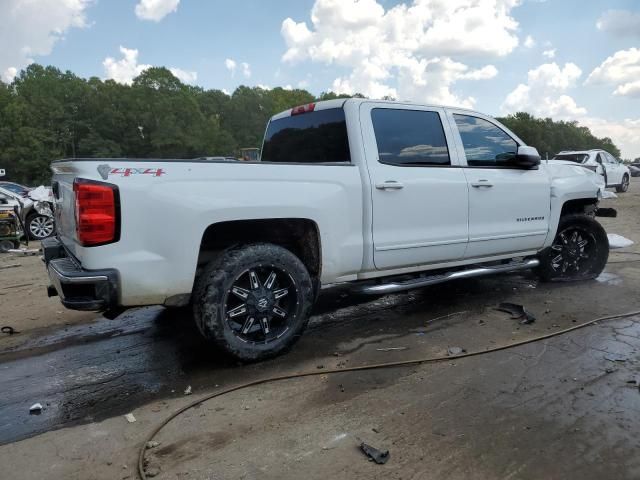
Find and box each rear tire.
[537,214,608,282]
[616,174,630,193]
[193,243,314,361]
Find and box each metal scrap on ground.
[360,442,390,464]
[496,303,537,324]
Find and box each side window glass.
[371,109,450,166]
[453,114,518,167]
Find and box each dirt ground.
[0,182,639,480]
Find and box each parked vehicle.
[0,181,30,198]
[629,165,640,178]
[44,99,610,361]
[0,192,22,252]
[552,150,630,193]
[0,185,55,240]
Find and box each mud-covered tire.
[192,243,314,361]
[616,174,630,193]
[537,214,609,282]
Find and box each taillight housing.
[73,179,120,247]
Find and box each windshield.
[552,153,589,163]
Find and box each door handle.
[471,180,493,188]
[375,181,404,190]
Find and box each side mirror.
[513,145,541,169]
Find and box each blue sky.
[2,0,640,157]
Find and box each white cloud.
[169,67,197,84]
[280,0,519,106]
[135,0,180,22]
[103,47,151,84]
[542,48,556,59]
[583,117,640,160]
[502,62,586,118]
[0,0,92,80]
[241,62,251,78]
[225,59,251,78]
[103,46,196,85]
[524,35,535,48]
[596,9,640,37]
[2,67,18,83]
[586,48,640,98]
[225,58,237,76]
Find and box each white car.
[553,149,630,193]
[44,99,610,360]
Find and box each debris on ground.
[0,264,20,270]
[7,248,39,256]
[124,413,136,423]
[607,233,634,249]
[183,385,192,395]
[447,346,466,356]
[1,326,19,335]
[29,403,43,415]
[604,354,627,363]
[596,207,617,218]
[360,442,390,464]
[376,347,408,352]
[145,441,161,450]
[144,466,161,478]
[496,302,536,324]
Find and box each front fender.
[543,163,600,247]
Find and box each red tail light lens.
[74,180,119,246]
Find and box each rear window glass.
[552,154,588,163]
[371,109,450,166]
[261,108,350,164]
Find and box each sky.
[2,0,640,158]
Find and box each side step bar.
[354,258,540,295]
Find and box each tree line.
[0,64,622,186]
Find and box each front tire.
[193,243,314,361]
[616,174,630,193]
[537,214,609,282]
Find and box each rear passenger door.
[361,103,469,270]
[603,152,623,185]
[447,111,550,259]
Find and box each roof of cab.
[269,98,482,122]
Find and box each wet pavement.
[1,265,638,447]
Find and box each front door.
[361,103,469,270]
[447,111,551,259]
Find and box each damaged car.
[0,185,55,240]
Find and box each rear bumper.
[43,237,119,311]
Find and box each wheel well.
[560,198,598,217]
[197,218,321,278]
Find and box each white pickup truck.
[44,98,610,360]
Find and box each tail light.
[73,179,120,246]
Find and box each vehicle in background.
[240,148,260,161]
[0,185,55,240]
[0,190,23,252]
[45,99,611,361]
[0,181,30,198]
[552,150,630,193]
[629,165,640,178]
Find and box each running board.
[354,258,540,295]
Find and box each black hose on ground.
[137,309,640,479]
